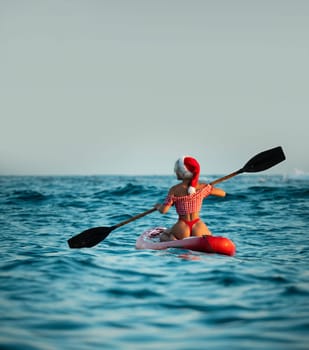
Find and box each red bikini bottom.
[179,218,200,235]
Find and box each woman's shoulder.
[169,183,187,196]
[169,183,209,196]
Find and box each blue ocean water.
[0,174,308,350]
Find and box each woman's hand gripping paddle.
[67,146,285,248]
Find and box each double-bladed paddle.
[67,146,285,248]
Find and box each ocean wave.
[93,183,159,199]
[7,190,47,202]
[240,185,309,200]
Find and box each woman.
[155,156,226,241]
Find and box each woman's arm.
[154,186,175,214]
[155,202,171,214]
[210,186,226,197]
[155,188,174,214]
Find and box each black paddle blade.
[67,226,116,248]
[241,146,286,173]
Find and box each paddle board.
[136,227,236,256]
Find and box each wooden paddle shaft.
[210,170,242,186]
[115,207,157,229]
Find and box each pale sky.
[1,0,308,175]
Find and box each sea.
[0,174,308,350]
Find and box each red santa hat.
[174,156,200,194]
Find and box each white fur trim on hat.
[174,156,193,180]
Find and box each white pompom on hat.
[174,156,200,194]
